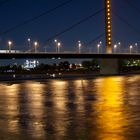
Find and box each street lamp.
[97,44,100,54]
[54,39,58,52]
[27,38,31,51]
[34,41,38,53]
[135,43,138,53]
[44,45,49,53]
[118,42,121,53]
[113,44,117,53]
[99,41,102,44]
[118,42,121,45]
[129,45,133,53]
[57,42,61,53]
[78,41,82,53]
[8,41,12,53]
[96,41,102,54]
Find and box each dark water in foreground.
[0,75,140,140]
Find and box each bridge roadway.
[0,52,140,59]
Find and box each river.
[0,75,140,140]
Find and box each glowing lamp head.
[57,42,61,47]
[114,44,117,48]
[8,41,12,46]
[34,42,38,46]
[130,45,133,49]
[54,39,57,43]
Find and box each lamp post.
[129,45,133,53]
[57,42,61,53]
[97,41,102,53]
[97,44,100,54]
[135,43,138,53]
[118,42,121,53]
[78,41,82,53]
[54,39,58,52]
[113,44,117,53]
[27,38,31,51]
[8,41,12,53]
[44,45,48,53]
[34,41,38,53]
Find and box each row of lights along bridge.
[6,39,139,54]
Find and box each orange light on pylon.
[105,0,112,53]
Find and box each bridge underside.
[0,53,140,59]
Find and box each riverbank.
[0,73,100,81]
[0,71,140,82]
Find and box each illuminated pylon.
[105,0,112,53]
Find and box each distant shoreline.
[0,72,140,82]
[0,73,99,81]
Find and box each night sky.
[0,0,140,52]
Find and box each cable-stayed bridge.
[0,0,140,54]
[0,0,140,74]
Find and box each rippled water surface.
[1,75,140,140]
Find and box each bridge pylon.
[105,0,112,53]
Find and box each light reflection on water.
[0,76,140,139]
[94,77,127,140]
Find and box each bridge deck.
[0,52,140,59]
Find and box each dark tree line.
[1,59,140,74]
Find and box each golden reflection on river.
[0,84,19,133]
[0,76,140,139]
[94,77,127,140]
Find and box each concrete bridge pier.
[99,59,119,75]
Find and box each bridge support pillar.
[99,59,119,75]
